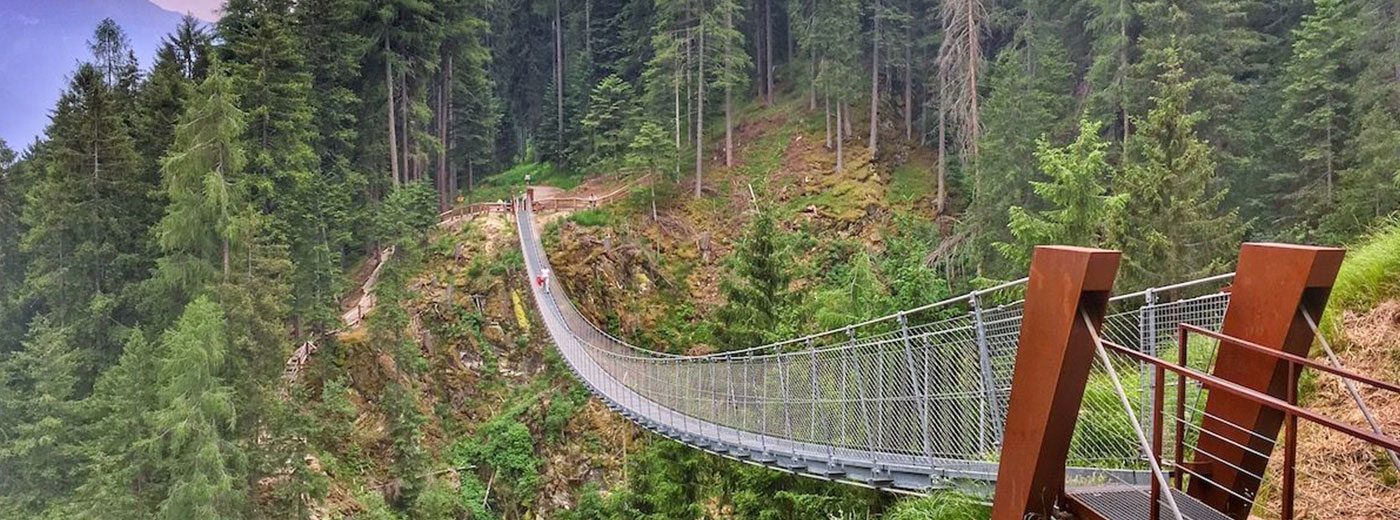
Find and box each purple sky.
[150,0,221,21]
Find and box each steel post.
[990,245,1121,520]
[971,293,997,452]
[1187,243,1343,519]
[899,314,932,461]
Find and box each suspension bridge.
[509,189,1398,520]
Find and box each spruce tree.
[997,119,1126,267]
[714,210,795,349]
[971,3,1075,277]
[1118,48,1242,286]
[20,63,153,383]
[1274,0,1355,233]
[296,0,371,249]
[222,0,341,333]
[581,74,640,164]
[0,318,85,516]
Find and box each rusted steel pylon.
[991,246,1122,519]
[1186,243,1343,519]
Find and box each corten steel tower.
[1186,244,1343,518]
[991,246,1121,519]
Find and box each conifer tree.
[997,119,1125,267]
[581,75,640,164]
[221,0,341,333]
[1084,0,1135,148]
[1118,48,1242,286]
[714,210,795,349]
[150,297,244,520]
[154,66,249,298]
[810,0,862,172]
[1274,0,1354,231]
[20,63,153,382]
[296,0,371,245]
[971,4,1074,276]
[0,318,85,516]
[72,331,164,519]
[708,0,751,168]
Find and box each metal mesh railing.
[515,202,1235,486]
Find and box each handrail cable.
[1081,311,1185,520]
[1299,308,1400,472]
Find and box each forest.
[0,0,1397,518]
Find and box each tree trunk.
[437,61,448,210]
[843,102,853,138]
[674,74,682,151]
[836,97,845,172]
[765,0,773,104]
[825,94,832,149]
[904,1,912,141]
[869,0,880,155]
[725,4,734,168]
[386,38,400,187]
[401,71,411,182]
[755,3,766,103]
[695,5,705,197]
[936,72,948,215]
[447,54,457,200]
[725,88,733,167]
[555,0,564,142]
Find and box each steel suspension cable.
[1082,311,1185,520]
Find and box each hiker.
[541,268,552,294]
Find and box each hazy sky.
[149,0,221,21]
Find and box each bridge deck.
[1066,485,1231,520]
[513,202,1232,494]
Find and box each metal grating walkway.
[1067,485,1232,520]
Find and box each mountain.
[0,0,189,149]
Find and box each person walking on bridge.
[541,267,552,294]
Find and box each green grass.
[466,162,585,204]
[886,492,990,520]
[1330,217,1400,312]
[889,162,933,203]
[568,208,613,227]
[1319,217,1400,341]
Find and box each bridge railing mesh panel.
[516,203,1234,484]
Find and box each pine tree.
[150,297,244,520]
[1118,48,1242,286]
[997,119,1126,267]
[1274,0,1355,232]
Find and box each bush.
[884,493,989,520]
